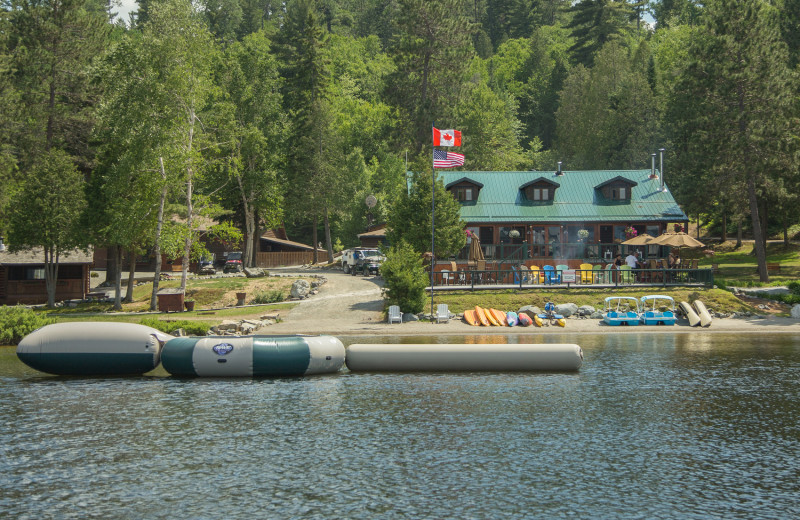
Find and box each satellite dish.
[365,195,377,208]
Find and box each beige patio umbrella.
[650,232,705,249]
[469,235,485,262]
[621,233,656,246]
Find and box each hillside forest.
[1,0,798,302]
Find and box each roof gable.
[520,177,561,190]
[445,177,484,189]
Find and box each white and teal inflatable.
[16,322,170,376]
[160,335,345,377]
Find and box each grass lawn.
[40,275,308,329]
[425,287,753,316]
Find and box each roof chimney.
[556,161,563,176]
[659,148,666,191]
[650,153,657,178]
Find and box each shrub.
[251,290,285,304]
[0,306,56,345]
[380,240,427,314]
[139,317,210,336]
[788,281,800,296]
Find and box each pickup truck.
[341,248,384,275]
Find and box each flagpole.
[431,121,435,320]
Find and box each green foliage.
[387,165,467,258]
[0,306,55,345]
[250,290,286,304]
[380,240,428,313]
[138,317,210,336]
[566,0,635,66]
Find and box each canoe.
[506,311,519,327]
[464,309,480,326]
[490,308,507,326]
[693,300,712,327]
[679,301,700,327]
[533,314,543,327]
[518,313,533,326]
[475,306,490,326]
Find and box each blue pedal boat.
[602,296,641,326]
[639,295,678,326]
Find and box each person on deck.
[625,252,640,269]
[614,254,623,267]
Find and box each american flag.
[433,150,465,168]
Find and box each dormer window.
[454,187,473,201]
[595,176,637,203]
[520,177,560,203]
[445,177,483,203]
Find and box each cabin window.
[525,185,553,201]
[452,186,474,201]
[611,186,626,200]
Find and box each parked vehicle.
[341,248,383,275]
[197,255,216,275]
[223,252,244,273]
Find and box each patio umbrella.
[650,232,705,249]
[469,235,485,263]
[621,233,656,246]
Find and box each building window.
[454,187,474,201]
[611,186,627,200]
[530,187,550,201]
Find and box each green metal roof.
[435,170,687,224]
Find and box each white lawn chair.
[436,303,450,323]
[388,305,402,324]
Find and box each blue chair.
[543,265,560,284]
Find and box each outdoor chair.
[592,264,603,283]
[436,303,450,323]
[580,263,594,284]
[528,265,542,284]
[513,265,529,284]
[388,305,402,324]
[619,265,634,284]
[441,269,453,285]
[519,265,533,284]
[556,264,569,283]
[543,265,560,284]
[605,264,617,284]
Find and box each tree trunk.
[44,246,58,308]
[721,212,728,242]
[124,247,137,303]
[736,218,743,248]
[312,213,319,265]
[106,247,119,291]
[747,177,769,282]
[150,158,168,311]
[180,101,197,292]
[113,245,123,310]
[237,172,255,268]
[324,206,333,263]
[252,209,261,268]
[783,213,789,246]
[761,198,768,253]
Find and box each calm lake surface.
[2,332,799,519]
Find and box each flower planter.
[184,301,195,312]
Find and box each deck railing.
[455,242,677,262]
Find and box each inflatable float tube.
[16,322,170,376]
[160,335,345,377]
[345,344,583,372]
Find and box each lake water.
[2,333,799,519]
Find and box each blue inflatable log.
[160,335,345,377]
[16,322,171,376]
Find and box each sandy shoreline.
[250,269,800,336]
[265,314,800,336]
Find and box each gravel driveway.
[266,269,387,334]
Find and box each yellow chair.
[580,263,593,284]
[528,265,541,284]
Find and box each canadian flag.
[433,127,462,147]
